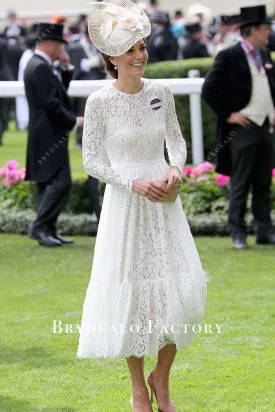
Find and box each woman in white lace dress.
[77,1,207,411]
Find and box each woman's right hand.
[132,179,168,202]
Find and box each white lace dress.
[77,78,207,359]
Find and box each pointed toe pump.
[147,371,178,412]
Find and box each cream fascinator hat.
[87,0,151,56]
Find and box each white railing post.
[188,70,204,165]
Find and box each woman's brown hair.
[101,52,118,79]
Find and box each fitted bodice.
[103,80,167,165]
[82,78,187,190]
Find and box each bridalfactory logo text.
[52,320,224,335]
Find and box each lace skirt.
[77,159,207,359]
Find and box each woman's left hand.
[161,166,182,194]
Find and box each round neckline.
[111,78,147,96]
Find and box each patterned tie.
[241,40,263,72]
[253,49,262,71]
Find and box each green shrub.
[0,210,97,235]
[63,179,92,214]
[0,179,102,214]
[1,209,275,236]
[0,181,36,210]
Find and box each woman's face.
[111,39,148,78]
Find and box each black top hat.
[218,14,242,26]
[228,14,242,25]
[218,15,231,26]
[240,5,271,28]
[185,21,202,35]
[36,23,67,43]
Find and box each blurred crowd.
[1,2,275,141]
[2,3,275,72]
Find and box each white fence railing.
[0,76,205,164]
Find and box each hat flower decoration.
[87,0,151,56]
[102,8,147,40]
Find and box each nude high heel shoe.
[147,371,178,412]
[130,386,152,411]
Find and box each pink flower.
[197,176,209,183]
[183,162,214,178]
[14,172,21,181]
[0,163,26,185]
[272,169,275,177]
[182,166,193,176]
[215,174,230,187]
[190,167,202,177]
[6,160,19,170]
[198,161,214,174]
[2,177,13,187]
[187,181,196,185]
[6,169,16,178]
[18,168,26,180]
[0,167,6,178]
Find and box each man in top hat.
[202,5,275,249]
[209,14,241,56]
[24,23,84,247]
[177,19,209,60]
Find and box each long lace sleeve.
[82,93,133,191]
[164,85,187,172]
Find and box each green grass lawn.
[0,124,85,178]
[1,234,275,412]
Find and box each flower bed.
[1,160,275,217]
[180,162,275,216]
[0,160,26,186]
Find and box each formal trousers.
[31,157,72,235]
[228,117,274,239]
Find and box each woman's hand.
[161,166,182,194]
[132,179,169,202]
